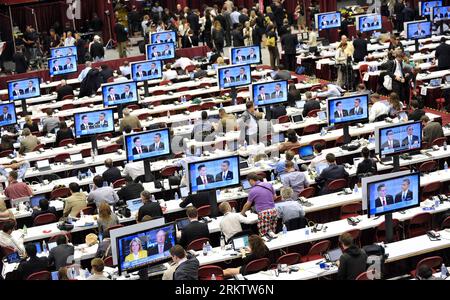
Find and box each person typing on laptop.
[31,198,57,221]
[274,151,299,175]
[87,175,119,208]
[281,161,309,198]
[336,232,368,280]
[117,176,144,201]
[62,182,87,218]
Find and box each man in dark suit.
[349,98,364,115]
[132,137,149,155]
[334,101,349,119]
[435,37,450,70]
[271,83,284,99]
[246,48,258,61]
[315,153,349,195]
[0,106,12,121]
[223,70,235,85]
[352,32,368,63]
[25,80,36,94]
[121,85,134,100]
[165,33,175,43]
[179,191,211,208]
[257,86,270,102]
[137,191,163,222]
[195,164,215,186]
[80,115,93,130]
[235,50,246,63]
[215,160,234,182]
[361,18,371,29]
[102,158,122,185]
[382,53,408,102]
[394,179,414,203]
[148,133,165,151]
[381,130,400,150]
[408,100,425,122]
[147,229,173,256]
[155,34,164,44]
[182,30,199,48]
[118,176,144,201]
[401,125,420,148]
[56,79,74,101]
[178,207,210,248]
[281,28,299,71]
[95,112,109,128]
[302,92,321,117]
[53,60,63,72]
[161,44,172,57]
[135,65,147,79]
[375,184,394,208]
[13,244,49,280]
[107,87,121,102]
[413,23,426,38]
[150,46,161,58]
[99,65,114,83]
[330,15,339,25]
[12,83,24,97]
[321,18,329,28]
[148,63,159,76]
[64,57,73,70]
[234,67,248,82]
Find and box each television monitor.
[50,46,77,58]
[356,14,382,33]
[145,42,176,61]
[327,94,369,126]
[130,60,163,82]
[364,171,421,217]
[217,64,252,89]
[116,223,176,275]
[125,128,171,162]
[0,102,17,127]
[315,12,341,30]
[419,1,443,16]
[230,45,262,65]
[48,55,77,76]
[187,155,241,193]
[150,31,177,45]
[73,108,115,138]
[7,77,41,101]
[251,80,288,107]
[375,121,422,158]
[102,81,139,107]
[405,20,432,40]
[432,5,450,21]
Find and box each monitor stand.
[342,124,352,145]
[117,104,124,119]
[415,39,420,53]
[147,264,167,275]
[384,212,394,243]
[21,99,28,116]
[143,159,153,183]
[143,80,150,98]
[230,87,237,106]
[91,134,98,155]
[392,154,400,172]
[207,190,219,218]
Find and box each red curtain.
[319,0,337,13]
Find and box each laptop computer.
[296,100,306,109]
[430,78,442,87]
[446,75,450,84]
[180,186,190,198]
[231,235,249,251]
[95,165,107,175]
[31,195,46,208]
[126,198,143,213]
[315,162,328,175]
[47,242,57,251]
[241,179,251,191]
[36,160,51,171]
[34,241,42,254]
[70,153,85,165]
[239,161,249,170]
[273,133,285,144]
[291,114,304,123]
[298,145,315,160]
[176,217,191,231]
[317,111,327,121]
[325,247,343,262]
[51,271,59,280]
[6,252,21,264]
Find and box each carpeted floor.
[424,107,450,125]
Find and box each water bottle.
[167,110,171,119]
[202,243,208,256]
[220,235,226,250]
[206,241,212,253]
[13,149,17,158]
[0,183,4,194]
[270,172,275,182]
[231,206,236,213]
[445,161,448,172]
[174,192,179,201]
[87,169,92,177]
[243,140,247,151]
[305,226,310,238]
[98,233,103,243]
[444,141,448,151]
[151,194,156,202]
[80,210,84,219]
[211,274,216,280]
[23,224,27,235]
[77,170,81,180]
[219,101,223,108]
[320,127,326,136]
[441,263,447,279]
[42,240,47,253]
[282,223,287,235]
[353,184,359,194]
[0,127,4,136]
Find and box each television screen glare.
[0,102,17,127]
[327,94,369,126]
[73,109,115,138]
[48,55,77,76]
[188,155,240,193]
[7,77,40,101]
[131,60,163,82]
[102,81,139,107]
[420,1,443,16]
[405,20,432,40]
[376,121,422,158]
[125,128,171,162]
[145,42,176,61]
[217,64,252,89]
[357,14,382,33]
[230,45,262,65]
[251,80,288,107]
[50,46,77,58]
[315,12,341,30]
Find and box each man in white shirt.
[309,144,327,170]
[316,84,344,98]
[162,63,179,82]
[172,57,194,71]
[119,61,131,78]
[64,31,76,46]
[218,202,253,241]
[0,220,25,257]
[369,93,390,122]
[77,61,92,82]
[122,161,145,181]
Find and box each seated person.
[0,199,15,221]
[48,234,74,270]
[369,93,389,122]
[97,201,119,236]
[267,103,287,121]
[87,258,110,280]
[179,190,210,208]
[42,108,60,134]
[169,245,200,280]
[316,84,343,98]
[95,229,112,259]
[416,265,444,280]
[0,159,30,180]
[278,129,301,153]
[4,170,33,200]
[62,182,87,218]
[223,235,269,277]
[192,111,215,142]
[0,220,25,257]
[218,202,253,242]
[55,121,74,147]
[315,153,349,195]
[9,243,49,280]
[31,198,57,221]
[302,91,321,117]
[19,129,39,154]
[178,207,209,248]
[117,176,144,201]
[356,147,377,178]
[276,187,305,226]
[136,190,163,222]
[281,161,309,197]
[408,100,425,122]
[102,159,122,185]
[309,144,327,170]
[274,150,299,175]
[87,175,119,208]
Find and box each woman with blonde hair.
[124,237,148,262]
[388,92,404,118]
[0,199,14,221]
[23,115,39,132]
[212,20,225,54]
[97,201,119,236]
[243,21,253,46]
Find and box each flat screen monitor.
[116,223,176,275]
[364,171,421,217]
[73,108,115,138]
[375,121,422,158]
[125,128,171,162]
[356,14,382,33]
[0,102,17,127]
[102,81,139,107]
[145,42,176,61]
[188,155,241,193]
[7,77,41,101]
[405,20,432,40]
[130,60,163,82]
[251,80,288,107]
[50,46,77,59]
[432,5,450,21]
[230,45,262,65]
[419,1,443,16]
[150,31,177,45]
[327,94,369,126]
[48,55,77,76]
[315,12,341,30]
[217,64,252,90]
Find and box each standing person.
[13,46,28,74]
[266,25,279,69]
[243,21,253,46]
[281,27,299,71]
[383,53,407,103]
[353,32,368,63]
[240,173,277,238]
[232,23,245,47]
[212,21,225,54]
[114,21,128,58]
[335,35,354,88]
[187,9,201,37]
[74,33,86,64]
[337,233,368,280]
[203,9,213,49]
[435,37,450,71]
[239,101,263,145]
[394,0,405,32]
